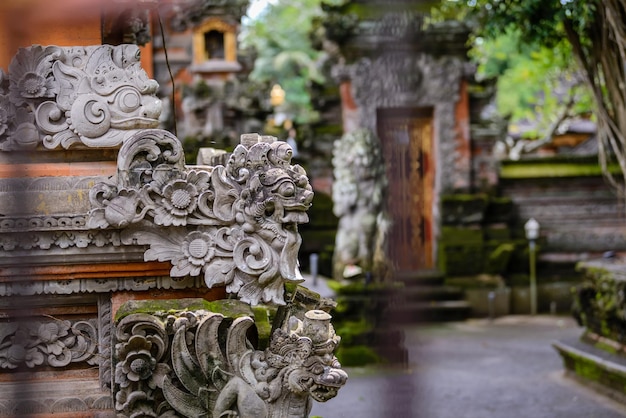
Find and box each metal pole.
[529,240,537,315]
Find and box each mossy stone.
[440,194,489,225]
[439,226,484,244]
[484,243,515,274]
[336,345,380,367]
[115,298,254,322]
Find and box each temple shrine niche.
[152,1,268,146]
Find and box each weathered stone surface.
[88,130,313,305]
[1,43,345,417]
[0,44,161,150]
[332,128,387,279]
[113,298,347,418]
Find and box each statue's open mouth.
[310,384,340,402]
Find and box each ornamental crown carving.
[0,44,161,150]
[88,130,313,305]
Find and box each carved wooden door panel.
[377,108,434,272]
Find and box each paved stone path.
[311,316,626,418]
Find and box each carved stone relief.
[345,52,470,192]
[0,318,98,369]
[1,42,345,418]
[0,44,161,150]
[113,301,347,418]
[332,129,388,278]
[0,275,207,297]
[88,130,313,305]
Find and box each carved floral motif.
[114,314,171,417]
[88,130,313,305]
[0,44,161,150]
[0,319,98,369]
[113,306,347,418]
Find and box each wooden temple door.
[377,107,435,272]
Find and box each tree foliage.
[471,29,592,139]
[463,0,626,193]
[240,0,326,124]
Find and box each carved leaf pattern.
[90,131,313,305]
[0,319,98,369]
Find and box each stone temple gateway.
[0,44,346,417]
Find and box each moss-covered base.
[554,338,626,404]
[336,345,380,367]
[328,279,407,366]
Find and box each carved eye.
[277,182,295,198]
[312,364,325,375]
[118,88,141,112]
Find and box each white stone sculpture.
[0,44,161,150]
[88,131,314,305]
[332,128,388,278]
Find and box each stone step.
[395,269,446,286]
[387,300,472,323]
[553,336,626,403]
[401,285,465,302]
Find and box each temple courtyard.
[311,315,626,418]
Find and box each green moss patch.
[115,298,254,322]
[336,345,380,367]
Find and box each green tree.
[471,29,592,149]
[464,0,626,193]
[240,0,326,124]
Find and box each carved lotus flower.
[163,180,198,219]
[153,171,210,226]
[8,45,59,106]
[37,321,71,356]
[3,329,44,368]
[178,231,216,275]
[116,335,168,390]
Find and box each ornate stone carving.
[0,318,98,369]
[332,128,388,278]
[98,295,113,391]
[113,303,347,418]
[88,130,313,305]
[0,229,121,252]
[0,44,161,150]
[114,314,170,416]
[0,275,206,297]
[0,394,112,416]
[345,52,469,192]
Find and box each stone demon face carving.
[264,310,347,404]
[88,131,313,305]
[0,44,161,150]
[237,140,314,282]
[145,308,347,418]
